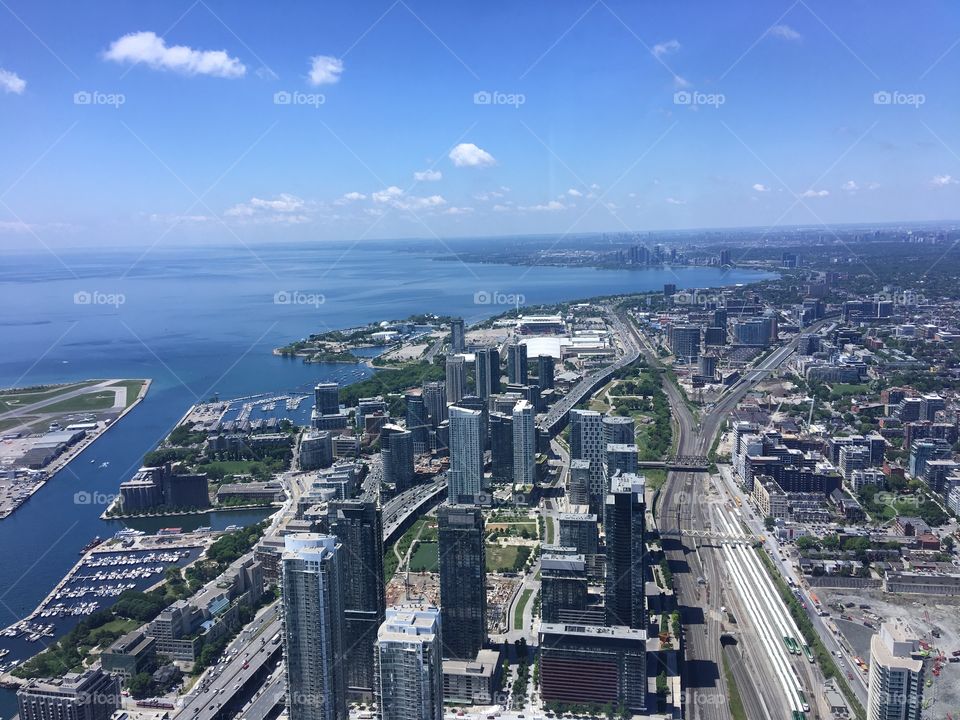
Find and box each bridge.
[658,529,756,546]
[637,455,710,471]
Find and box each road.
[174,604,283,720]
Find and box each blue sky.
[2,0,960,247]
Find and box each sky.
[2,0,960,248]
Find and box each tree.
[127,673,155,700]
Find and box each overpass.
[381,476,447,545]
[637,455,710,472]
[540,309,641,435]
[658,529,756,546]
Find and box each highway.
[541,308,641,434]
[175,604,283,720]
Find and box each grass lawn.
[0,381,99,413]
[0,416,37,433]
[197,460,264,477]
[41,391,118,414]
[486,545,521,573]
[723,662,748,720]
[409,541,439,572]
[514,588,533,630]
[545,516,555,544]
[644,468,668,490]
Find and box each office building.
[512,400,536,487]
[445,355,467,405]
[100,629,156,679]
[669,324,701,363]
[558,512,599,555]
[374,606,443,720]
[315,382,341,416]
[604,473,646,629]
[381,425,415,492]
[282,534,347,720]
[328,500,386,699]
[569,409,605,512]
[422,382,447,428]
[605,444,638,479]
[17,669,120,720]
[405,389,430,454]
[474,347,499,400]
[602,415,634,447]
[867,623,923,720]
[568,459,591,506]
[438,505,486,660]
[540,553,589,624]
[450,318,465,353]
[537,354,555,390]
[300,429,334,471]
[507,341,528,385]
[448,406,484,504]
[489,411,514,484]
[442,650,501,705]
[539,624,646,712]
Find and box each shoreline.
[0,379,152,521]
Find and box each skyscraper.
[512,399,536,487]
[17,669,120,720]
[537,354,555,390]
[374,606,444,720]
[327,500,386,699]
[569,409,605,512]
[405,389,429,454]
[603,473,646,629]
[381,425,415,492]
[282,534,347,720]
[450,317,465,353]
[422,382,447,428]
[438,505,486,659]
[507,341,528,385]
[605,444,638,479]
[445,354,467,404]
[448,406,484,503]
[315,382,341,416]
[489,411,514,484]
[602,415,634,446]
[867,623,923,720]
[474,347,500,400]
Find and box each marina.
[0,538,204,675]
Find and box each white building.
[512,400,536,487]
[375,606,443,720]
[867,623,923,720]
[448,406,484,503]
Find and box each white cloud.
[0,68,26,94]
[337,191,366,204]
[492,203,512,212]
[226,194,310,223]
[443,206,473,215]
[665,197,686,205]
[841,180,859,192]
[104,31,246,78]
[652,39,681,58]
[372,186,446,211]
[523,200,566,212]
[801,189,829,198]
[768,24,802,41]
[566,188,583,197]
[449,142,496,168]
[752,183,770,193]
[930,174,958,187]
[414,169,442,182]
[308,55,343,86]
